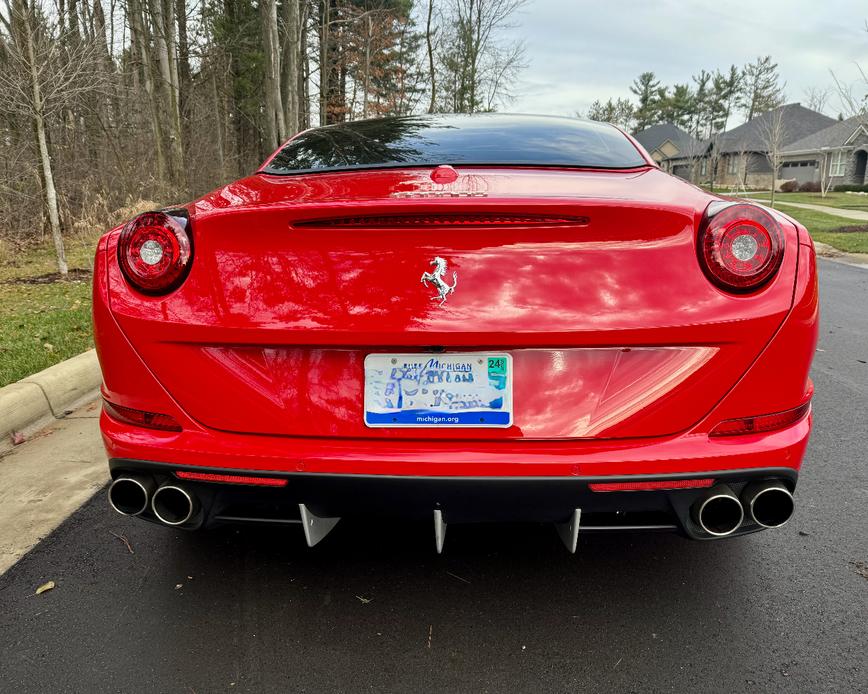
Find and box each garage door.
[781,161,818,185]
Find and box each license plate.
[364,353,513,428]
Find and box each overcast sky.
[502,0,867,123]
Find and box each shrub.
[780,180,798,193]
[833,184,868,192]
[799,181,821,192]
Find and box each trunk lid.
[108,168,798,440]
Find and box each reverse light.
[118,210,192,294]
[103,400,182,432]
[710,401,811,437]
[175,471,288,487]
[698,203,784,292]
[589,478,715,492]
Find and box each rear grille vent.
[294,213,590,228]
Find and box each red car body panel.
[94,116,818,538]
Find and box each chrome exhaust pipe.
[108,475,155,517]
[742,481,794,529]
[692,484,744,537]
[151,484,198,526]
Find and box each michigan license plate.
[364,353,513,428]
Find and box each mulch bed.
[830,224,868,234]
[3,268,92,285]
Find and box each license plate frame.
[363,353,513,428]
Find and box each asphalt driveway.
[0,259,866,693]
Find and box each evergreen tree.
[690,70,713,138]
[711,65,743,134]
[739,56,784,121]
[660,83,694,131]
[630,72,664,130]
[585,97,634,130]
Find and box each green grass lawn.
[749,191,868,210]
[0,200,156,387]
[0,235,98,387]
[0,279,93,386]
[772,204,868,254]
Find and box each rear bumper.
[101,408,811,478]
[105,408,810,539]
[109,459,797,539]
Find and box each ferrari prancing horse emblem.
[420,256,458,306]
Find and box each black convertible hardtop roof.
[260,113,649,175]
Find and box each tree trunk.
[129,0,168,186]
[281,0,300,134]
[149,0,185,190]
[426,0,436,113]
[20,2,67,274]
[211,66,226,178]
[362,13,371,118]
[262,0,285,149]
[176,0,192,121]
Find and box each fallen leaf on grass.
[35,581,55,595]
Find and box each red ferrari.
[96,114,817,552]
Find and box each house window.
[700,159,707,176]
[727,155,739,175]
[830,151,846,177]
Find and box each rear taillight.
[118,211,192,294]
[698,202,784,293]
[710,401,811,437]
[103,400,182,431]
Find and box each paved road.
[1,260,866,693]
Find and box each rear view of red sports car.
[95,114,817,552]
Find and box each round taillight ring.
[118,211,192,295]
[698,203,784,293]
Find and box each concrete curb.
[814,241,868,269]
[0,349,101,452]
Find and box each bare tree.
[436,0,528,113]
[757,106,788,207]
[831,64,868,127]
[803,86,831,114]
[0,0,105,274]
[817,149,835,198]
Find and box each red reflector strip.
[589,478,715,493]
[710,401,811,437]
[175,471,287,487]
[295,214,589,228]
[103,400,182,432]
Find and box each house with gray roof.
[633,124,702,179]
[779,116,868,188]
[700,103,835,189]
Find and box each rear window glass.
[261,114,647,175]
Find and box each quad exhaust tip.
[692,484,744,537]
[108,476,154,517]
[742,481,795,529]
[151,484,197,526]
